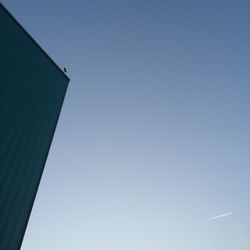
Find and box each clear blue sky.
[2,0,250,249]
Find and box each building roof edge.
[0,2,70,82]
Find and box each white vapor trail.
[202,212,233,222]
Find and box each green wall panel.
[0,4,69,249]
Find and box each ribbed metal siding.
[0,4,69,250]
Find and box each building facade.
[0,3,69,249]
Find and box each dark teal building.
[0,3,69,249]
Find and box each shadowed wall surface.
[0,4,69,249]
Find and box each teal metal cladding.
[0,4,69,249]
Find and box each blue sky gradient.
[2,0,250,249]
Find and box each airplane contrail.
[202,212,233,222]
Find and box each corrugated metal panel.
[0,3,69,249]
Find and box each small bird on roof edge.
[63,67,67,73]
